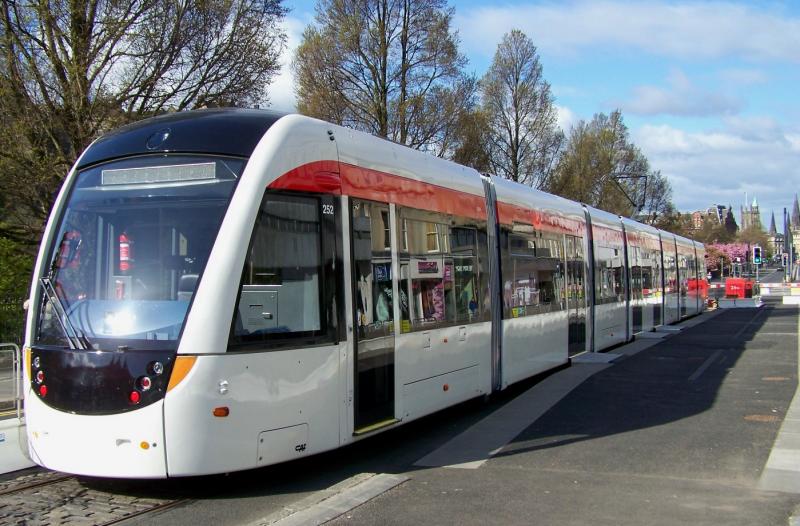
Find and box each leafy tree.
[709,242,749,275]
[294,0,473,154]
[639,169,675,226]
[0,0,288,244]
[450,108,492,174]
[650,205,693,236]
[547,110,671,218]
[0,237,32,343]
[704,244,725,273]
[724,206,739,236]
[480,30,563,188]
[696,216,734,244]
[737,226,769,252]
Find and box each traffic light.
[752,245,762,265]
[782,252,789,268]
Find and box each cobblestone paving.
[0,469,180,525]
[0,468,66,494]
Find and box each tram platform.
[0,343,33,474]
[316,304,800,526]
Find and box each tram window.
[450,224,481,323]
[629,246,643,301]
[679,254,690,295]
[642,263,653,294]
[640,244,659,297]
[231,193,333,347]
[664,252,677,293]
[402,215,452,329]
[396,207,486,332]
[595,244,624,304]
[565,235,585,306]
[500,226,565,318]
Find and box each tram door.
[566,235,587,355]
[351,200,396,432]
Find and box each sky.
[269,0,800,231]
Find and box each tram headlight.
[148,361,164,376]
[35,370,44,384]
[33,356,40,368]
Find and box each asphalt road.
[328,305,800,526]
[759,268,786,283]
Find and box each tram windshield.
[35,155,245,350]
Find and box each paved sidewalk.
[328,305,800,526]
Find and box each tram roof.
[78,108,286,169]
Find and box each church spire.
[793,194,800,228]
[769,211,777,235]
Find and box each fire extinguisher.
[56,230,82,269]
[119,231,134,274]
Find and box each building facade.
[740,197,761,231]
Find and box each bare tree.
[0,0,287,243]
[293,0,473,152]
[481,30,563,188]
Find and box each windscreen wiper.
[39,277,88,350]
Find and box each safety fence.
[0,343,21,419]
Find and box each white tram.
[23,110,707,477]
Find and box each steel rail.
[0,473,74,496]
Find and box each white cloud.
[719,68,768,86]
[456,1,800,62]
[555,104,578,133]
[266,16,309,112]
[633,121,800,221]
[788,134,800,153]
[623,69,741,117]
[721,115,786,143]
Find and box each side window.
[396,207,486,332]
[678,254,689,295]
[641,247,654,295]
[450,222,482,324]
[405,214,450,328]
[665,252,677,293]
[501,225,565,318]
[595,244,624,304]
[230,192,338,348]
[632,245,643,301]
[565,235,585,306]
[647,244,660,294]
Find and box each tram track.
[0,471,74,496]
[0,468,191,525]
[92,497,191,526]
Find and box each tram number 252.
[321,204,334,216]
